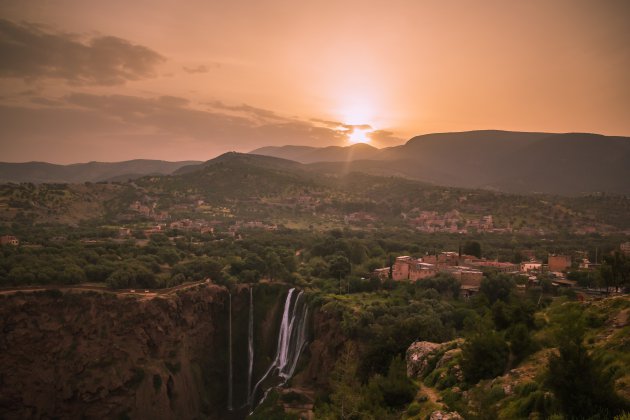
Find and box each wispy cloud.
[182,64,220,74]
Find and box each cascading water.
[247,287,254,398]
[248,288,309,409]
[227,291,233,411]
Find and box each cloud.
[0,19,165,85]
[208,101,291,122]
[347,124,372,131]
[0,94,349,162]
[182,64,220,74]
[30,96,63,106]
[310,118,372,132]
[311,118,344,128]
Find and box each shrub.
[461,330,509,384]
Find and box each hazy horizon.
[1,0,629,163]
[2,128,628,165]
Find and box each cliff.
[0,284,293,420]
[0,283,349,420]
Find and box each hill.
[142,152,323,204]
[252,130,630,195]
[130,152,629,232]
[250,142,381,163]
[1,152,628,232]
[0,159,202,183]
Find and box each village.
[371,246,629,297]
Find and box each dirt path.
[419,383,443,408]
[0,279,210,297]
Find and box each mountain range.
[251,130,630,195]
[1,130,628,195]
[0,159,201,184]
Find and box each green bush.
[461,329,509,384]
[407,401,421,416]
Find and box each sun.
[348,128,371,144]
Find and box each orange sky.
[0,0,629,163]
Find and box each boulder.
[435,348,462,369]
[429,410,464,420]
[406,341,442,378]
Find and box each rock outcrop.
[406,339,464,380]
[406,341,444,378]
[429,410,464,420]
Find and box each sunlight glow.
[348,128,371,144]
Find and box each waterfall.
[227,291,233,411]
[247,287,254,398]
[248,288,309,409]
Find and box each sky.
[0,0,629,163]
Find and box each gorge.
[0,283,333,420]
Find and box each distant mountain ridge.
[1,130,628,195]
[250,142,381,163]
[251,130,630,195]
[0,159,202,183]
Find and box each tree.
[480,274,514,304]
[600,251,630,293]
[348,239,368,265]
[328,254,351,280]
[491,300,510,330]
[547,307,628,418]
[463,241,482,258]
[326,343,365,419]
[370,356,417,408]
[506,323,533,363]
[461,329,509,384]
[157,248,180,266]
[264,250,285,281]
[106,264,156,289]
[59,264,86,284]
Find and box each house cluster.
[344,212,378,225]
[143,224,165,237]
[292,194,321,212]
[407,210,501,234]
[0,235,19,246]
[373,250,587,295]
[408,210,463,233]
[169,219,216,234]
[229,221,278,232]
[128,201,169,221]
[373,252,487,296]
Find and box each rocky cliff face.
[295,306,345,389]
[0,284,292,420]
[0,284,347,420]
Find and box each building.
[392,256,413,280]
[443,266,483,286]
[387,254,483,285]
[468,260,519,273]
[520,261,542,273]
[409,262,439,280]
[373,267,390,280]
[391,256,440,281]
[0,235,19,246]
[548,254,571,272]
